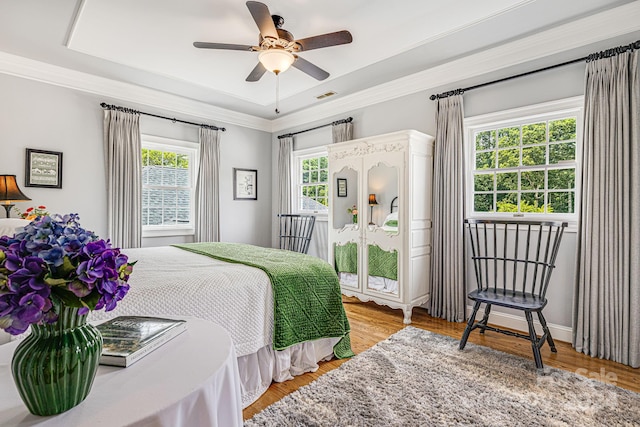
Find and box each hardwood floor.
[243,296,640,420]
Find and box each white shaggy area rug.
[245,326,640,426]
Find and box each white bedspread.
[89,246,274,357]
[0,218,30,238]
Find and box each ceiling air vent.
[316,91,337,100]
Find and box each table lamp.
[368,193,378,225]
[0,175,31,218]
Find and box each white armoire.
[327,130,434,324]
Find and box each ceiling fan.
[193,1,353,82]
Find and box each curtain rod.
[277,117,353,139]
[100,102,226,131]
[429,39,640,101]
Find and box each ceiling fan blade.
[246,1,278,40]
[295,30,353,51]
[246,62,267,82]
[292,55,329,81]
[193,42,254,51]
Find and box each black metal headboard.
[391,196,398,213]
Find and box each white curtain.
[429,95,466,322]
[195,128,220,242]
[103,109,142,249]
[277,137,293,215]
[573,49,640,368]
[332,121,353,143]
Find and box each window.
[141,135,198,236]
[465,97,583,221]
[294,147,329,214]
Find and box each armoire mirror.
[366,162,400,295]
[367,163,399,233]
[334,242,358,290]
[332,166,358,230]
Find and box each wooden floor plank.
[243,297,640,420]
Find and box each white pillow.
[381,212,399,231]
[0,218,31,237]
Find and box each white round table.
[0,317,243,426]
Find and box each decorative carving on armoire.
[329,143,369,160]
[336,226,359,235]
[368,142,405,154]
[329,140,405,160]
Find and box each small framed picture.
[25,149,63,188]
[233,168,257,200]
[337,178,347,197]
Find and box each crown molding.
[271,1,640,132]
[0,52,272,132]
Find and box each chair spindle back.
[278,214,316,254]
[465,219,567,299]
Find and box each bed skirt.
[238,337,340,408]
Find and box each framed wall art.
[337,178,347,197]
[25,149,63,188]
[233,168,257,200]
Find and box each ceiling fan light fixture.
[258,49,294,74]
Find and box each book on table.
[96,316,187,367]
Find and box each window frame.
[141,134,199,238]
[293,146,329,217]
[464,96,583,226]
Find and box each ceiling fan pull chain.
[275,73,280,114]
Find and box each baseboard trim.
[466,305,573,343]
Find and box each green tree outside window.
[472,116,577,215]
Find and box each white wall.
[219,126,272,247]
[0,73,273,248]
[0,75,107,234]
[272,58,588,334]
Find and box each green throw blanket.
[384,219,398,227]
[334,243,358,274]
[173,242,354,358]
[334,243,397,280]
[368,245,398,280]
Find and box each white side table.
[0,317,243,426]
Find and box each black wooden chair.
[277,214,316,254]
[459,219,567,369]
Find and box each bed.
[0,218,30,238]
[88,242,353,408]
[335,197,399,294]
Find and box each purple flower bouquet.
[0,214,134,335]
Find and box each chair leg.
[537,311,557,353]
[525,311,543,369]
[459,301,481,350]
[478,304,492,334]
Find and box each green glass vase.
[11,306,103,416]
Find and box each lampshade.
[258,49,295,74]
[0,175,31,218]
